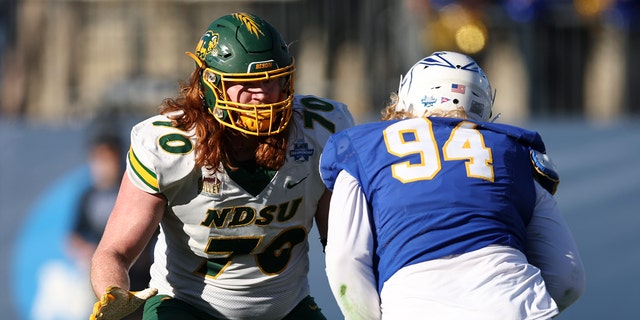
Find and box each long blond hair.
[381,92,469,121]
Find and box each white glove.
[89,286,158,320]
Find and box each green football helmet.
[187,12,295,136]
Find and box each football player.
[89,12,354,320]
[320,51,585,319]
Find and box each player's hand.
[89,286,158,320]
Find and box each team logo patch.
[421,95,437,108]
[289,139,314,162]
[199,176,221,195]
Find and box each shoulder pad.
[530,149,559,195]
[127,115,196,194]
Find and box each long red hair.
[160,68,289,171]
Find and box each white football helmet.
[397,51,494,121]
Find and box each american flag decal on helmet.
[451,84,466,94]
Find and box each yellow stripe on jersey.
[128,146,159,192]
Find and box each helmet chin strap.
[490,113,502,123]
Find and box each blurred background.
[1,0,639,319]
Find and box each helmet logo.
[420,95,437,108]
[195,31,219,60]
[233,12,265,38]
[289,139,315,163]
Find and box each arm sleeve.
[526,181,586,311]
[325,170,381,320]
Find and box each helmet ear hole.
[453,99,459,104]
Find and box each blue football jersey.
[320,117,549,290]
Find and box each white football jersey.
[126,94,354,319]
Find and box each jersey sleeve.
[293,94,354,144]
[526,181,585,311]
[294,94,355,191]
[325,170,382,319]
[330,99,356,133]
[319,130,353,191]
[126,115,196,194]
